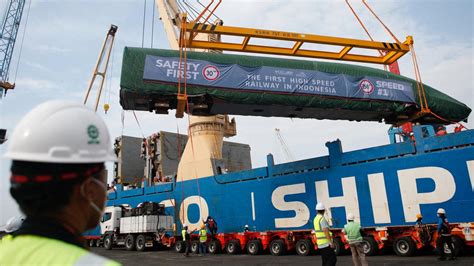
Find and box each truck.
[97,202,174,251]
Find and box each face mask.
[81,178,107,215]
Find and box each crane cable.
[344,0,387,72]
[348,1,464,127]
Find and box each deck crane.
[0,0,26,97]
[274,128,295,162]
[83,24,118,113]
[155,0,236,183]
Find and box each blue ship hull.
[103,128,474,234]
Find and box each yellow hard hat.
[104,103,110,113]
[416,214,422,219]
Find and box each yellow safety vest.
[314,214,331,247]
[182,229,187,241]
[0,235,120,266]
[199,229,207,242]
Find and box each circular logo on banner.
[202,65,220,81]
[359,79,375,94]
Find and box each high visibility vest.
[313,214,331,247]
[1,235,13,242]
[182,229,187,241]
[344,221,363,243]
[0,235,120,266]
[199,229,207,242]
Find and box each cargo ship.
[84,48,474,257]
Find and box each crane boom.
[0,0,26,96]
[156,0,180,50]
[83,25,118,112]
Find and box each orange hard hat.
[416,214,422,219]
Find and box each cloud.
[35,44,71,54]
[23,61,54,73]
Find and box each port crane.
[0,0,27,145]
[0,0,26,97]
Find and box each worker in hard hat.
[0,101,119,266]
[436,208,455,261]
[198,223,208,256]
[343,213,367,266]
[314,202,336,266]
[204,215,218,239]
[182,224,191,257]
[414,214,431,245]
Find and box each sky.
[0,0,472,225]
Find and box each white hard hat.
[437,208,446,214]
[4,100,116,163]
[316,202,325,211]
[347,213,355,221]
[182,223,187,227]
[5,216,25,233]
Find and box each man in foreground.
[0,101,119,266]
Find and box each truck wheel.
[175,241,185,253]
[393,237,416,257]
[191,240,199,254]
[135,235,146,252]
[88,239,95,247]
[296,239,313,256]
[361,237,379,256]
[103,235,113,250]
[442,236,463,257]
[208,239,221,254]
[270,239,285,256]
[125,234,136,251]
[246,239,262,255]
[96,239,101,247]
[333,238,345,256]
[226,240,241,255]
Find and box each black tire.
[295,239,313,256]
[246,239,262,255]
[269,239,286,256]
[333,238,345,256]
[125,234,136,251]
[103,234,113,250]
[96,239,101,247]
[226,240,241,255]
[136,234,146,252]
[208,239,222,254]
[393,237,416,257]
[175,240,185,253]
[442,236,463,257]
[361,237,379,256]
[88,239,95,247]
[191,240,199,254]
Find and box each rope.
[132,110,146,139]
[13,0,32,82]
[362,0,401,44]
[151,0,155,48]
[141,0,147,48]
[409,44,429,112]
[344,0,387,71]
